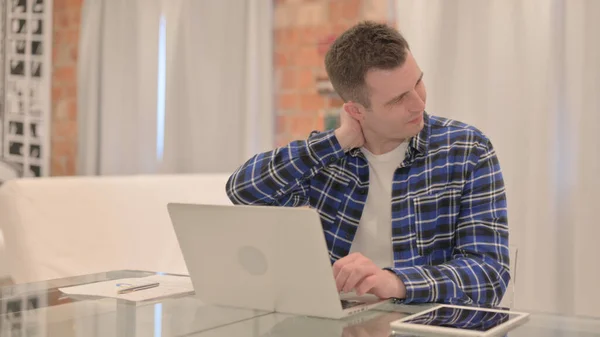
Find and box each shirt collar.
[409,111,430,155]
[348,111,430,158]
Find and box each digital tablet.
[389,304,530,337]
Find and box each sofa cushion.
[0,174,232,284]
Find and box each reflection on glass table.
[0,270,271,337]
[0,270,599,337]
[183,306,600,337]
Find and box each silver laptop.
[167,203,388,319]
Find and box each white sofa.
[0,174,233,284]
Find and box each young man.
[226,21,509,306]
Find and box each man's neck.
[362,129,405,155]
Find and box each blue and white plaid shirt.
[226,112,509,306]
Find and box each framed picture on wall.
[31,60,40,77]
[9,39,26,54]
[8,120,23,136]
[33,0,44,14]
[29,121,39,138]
[10,18,26,34]
[9,59,24,76]
[31,19,42,35]
[29,143,39,158]
[8,140,23,156]
[11,0,27,14]
[31,40,42,55]
[28,164,39,176]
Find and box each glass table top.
[0,270,598,337]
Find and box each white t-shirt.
[349,142,409,268]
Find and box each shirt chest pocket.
[308,170,349,232]
[412,189,462,257]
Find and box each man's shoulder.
[426,113,491,146]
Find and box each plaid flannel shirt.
[226,112,509,306]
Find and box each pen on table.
[117,282,160,294]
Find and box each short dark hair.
[324,21,410,108]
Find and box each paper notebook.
[58,274,194,302]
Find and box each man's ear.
[342,102,365,121]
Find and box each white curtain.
[160,0,273,173]
[396,0,600,317]
[77,0,161,175]
[77,0,273,175]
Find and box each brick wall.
[51,0,81,176]
[273,0,393,146]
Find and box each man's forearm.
[389,253,509,305]
[226,130,345,206]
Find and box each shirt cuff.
[307,129,345,167]
[385,266,436,304]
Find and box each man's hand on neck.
[334,111,365,151]
[334,110,407,155]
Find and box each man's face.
[353,51,427,142]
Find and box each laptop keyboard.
[341,299,365,309]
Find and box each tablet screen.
[400,306,520,332]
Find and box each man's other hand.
[332,252,406,299]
